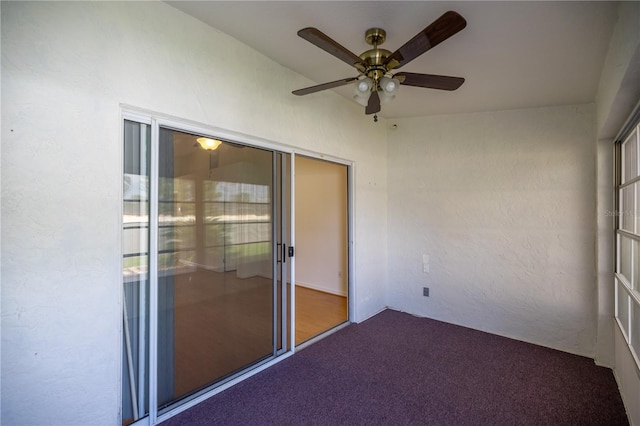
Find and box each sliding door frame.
[121,108,298,425]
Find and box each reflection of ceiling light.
[196,137,222,150]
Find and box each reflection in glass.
[622,185,634,233]
[635,240,640,292]
[156,128,277,411]
[617,280,630,338]
[624,130,637,183]
[620,235,632,284]
[632,302,640,358]
[122,120,151,424]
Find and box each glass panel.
[622,185,635,232]
[618,281,630,339]
[203,202,225,222]
[122,120,150,423]
[632,300,640,357]
[624,130,638,183]
[157,128,276,412]
[205,224,226,246]
[620,235,632,283]
[636,240,640,292]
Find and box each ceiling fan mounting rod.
[364,28,386,47]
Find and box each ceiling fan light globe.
[381,76,400,94]
[355,77,373,96]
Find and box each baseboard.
[296,280,347,297]
[353,306,389,324]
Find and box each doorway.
[294,156,349,344]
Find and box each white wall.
[596,1,640,141]
[295,156,348,296]
[595,1,640,422]
[387,104,597,357]
[0,2,388,424]
[595,137,615,367]
[614,325,640,424]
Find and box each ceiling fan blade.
[298,28,365,70]
[396,72,464,91]
[365,91,381,115]
[385,11,466,70]
[292,77,357,96]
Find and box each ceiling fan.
[292,11,467,121]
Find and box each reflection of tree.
[231,192,251,202]
[156,177,198,271]
[124,174,133,196]
[201,181,272,272]
[123,173,149,201]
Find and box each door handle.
[277,244,292,263]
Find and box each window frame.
[614,103,640,370]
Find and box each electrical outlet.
[423,287,429,297]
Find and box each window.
[615,115,640,368]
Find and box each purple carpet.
[162,309,628,425]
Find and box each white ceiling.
[167,1,618,119]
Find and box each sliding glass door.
[122,117,292,424]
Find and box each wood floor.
[172,270,275,401]
[295,286,347,344]
[171,270,347,402]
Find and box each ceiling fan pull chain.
[374,114,378,123]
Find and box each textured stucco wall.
[595,137,615,368]
[387,104,597,357]
[596,1,640,140]
[614,325,640,425]
[1,2,388,424]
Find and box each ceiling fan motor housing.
[361,28,393,84]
